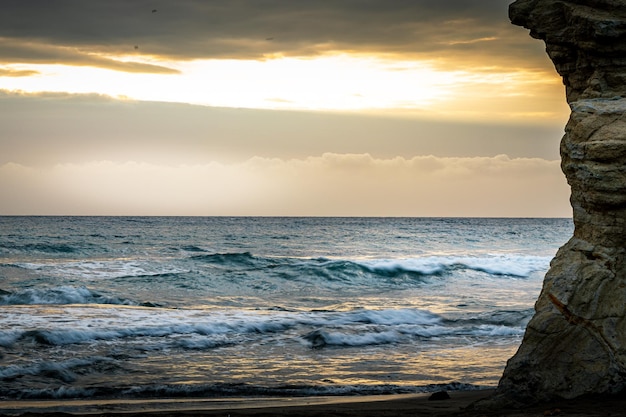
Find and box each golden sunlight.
[0,54,564,121]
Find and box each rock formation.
[493,0,626,405]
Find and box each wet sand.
[4,389,626,417]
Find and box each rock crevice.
[491,0,626,405]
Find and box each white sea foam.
[341,308,441,325]
[15,259,188,280]
[302,329,402,347]
[0,357,110,381]
[472,325,525,337]
[0,286,134,306]
[0,304,525,351]
[360,254,550,278]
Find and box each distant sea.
[0,217,573,401]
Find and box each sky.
[0,0,572,217]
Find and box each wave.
[2,252,550,304]
[0,242,79,254]
[321,308,442,326]
[0,286,136,306]
[0,380,484,401]
[12,260,189,280]
[0,357,111,383]
[357,255,550,278]
[2,309,298,347]
[190,251,550,284]
[191,251,265,267]
[299,322,525,350]
[1,306,527,349]
[447,309,534,328]
[302,329,401,348]
[119,380,483,398]
[179,245,209,253]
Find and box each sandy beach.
[3,389,626,417]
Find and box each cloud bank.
[0,1,549,72]
[0,90,566,166]
[0,154,570,217]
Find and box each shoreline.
[0,390,494,416]
[4,389,626,417]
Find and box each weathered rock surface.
[491,0,626,406]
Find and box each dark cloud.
[0,38,179,73]
[0,0,547,72]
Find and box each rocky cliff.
[493,0,626,405]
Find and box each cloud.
[445,37,498,46]
[0,1,550,72]
[0,67,39,77]
[0,154,571,217]
[0,90,565,167]
[0,38,179,74]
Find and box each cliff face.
[495,0,626,404]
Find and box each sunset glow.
[0,1,571,216]
[0,54,564,121]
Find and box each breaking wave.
[0,306,529,349]
[193,251,550,280]
[10,259,189,280]
[0,286,135,306]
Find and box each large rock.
[492,0,626,406]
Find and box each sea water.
[0,216,572,400]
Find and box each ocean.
[0,216,572,403]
